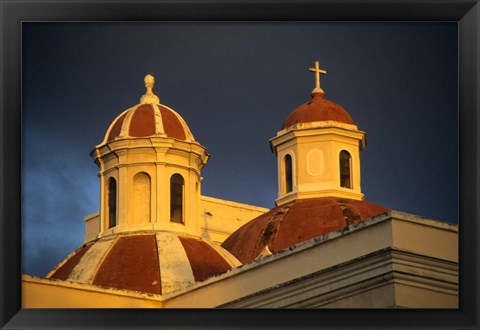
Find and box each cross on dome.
[140,74,160,104]
[308,61,327,94]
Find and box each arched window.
[283,154,293,193]
[133,172,151,224]
[107,178,117,228]
[340,150,352,189]
[170,174,184,223]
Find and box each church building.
[22,62,458,308]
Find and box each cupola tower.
[91,75,210,237]
[270,61,366,206]
[47,75,240,296]
[223,62,387,264]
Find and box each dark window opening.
[170,174,184,223]
[108,178,117,228]
[340,150,352,189]
[284,154,293,193]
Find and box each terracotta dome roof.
[105,103,195,142]
[47,232,240,295]
[282,91,355,129]
[221,197,389,264]
[102,74,195,143]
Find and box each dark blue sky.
[22,22,458,276]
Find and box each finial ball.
[145,74,155,87]
[140,74,160,104]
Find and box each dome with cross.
[281,61,355,130]
[222,61,385,264]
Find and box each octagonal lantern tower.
[91,75,210,237]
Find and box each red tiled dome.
[101,75,195,144]
[282,91,354,129]
[48,232,239,295]
[105,103,194,143]
[221,197,389,264]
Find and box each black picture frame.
[1,1,479,329]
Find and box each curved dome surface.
[221,197,389,264]
[282,91,355,129]
[105,103,195,143]
[48,232,240,295]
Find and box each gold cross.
[308,61,327,92]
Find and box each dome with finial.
[102,74,195,144]
[51,74,232,297]
[281,61,355,130]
